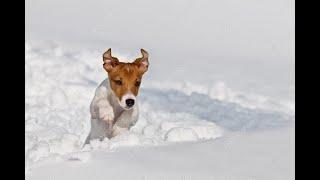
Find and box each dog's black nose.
[126,99,135,107]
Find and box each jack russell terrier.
[85,48,149,144]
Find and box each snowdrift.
[25,43,294,173]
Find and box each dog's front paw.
[99,108,114,124]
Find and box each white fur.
[119,92,136,109]
[85,78,139,144]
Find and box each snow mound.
[82,112,223,150]
[165,128,199,142]
[162,119,223,140]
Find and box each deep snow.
[26,0,294,179]
[25,43,294,178]
[28,126,294,180]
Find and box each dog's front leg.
[88,96,115,141]
[96,98,115,138]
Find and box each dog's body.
[86,78,139,142]
[85,49,149,144]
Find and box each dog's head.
[103,48,149,110]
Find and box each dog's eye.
[114,80,122,85]
[135,81,141,87]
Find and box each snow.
[25,44,227,172]
[27,127,294,180]
[25,42,294,178]
[26,0,294,179]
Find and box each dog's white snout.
[120,92,136,109]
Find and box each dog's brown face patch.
[102,49,149,101]
[108,63,142,100]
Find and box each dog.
[85,48,149,144]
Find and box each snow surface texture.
[25,43,294,175]
[27,127,294,180]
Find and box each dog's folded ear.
[141,49,149,59]
[134,49,149,73]
[103,48,119,72]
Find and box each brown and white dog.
[85,48,149,144]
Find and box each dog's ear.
[103,48,119,72]
[134,49,149,73]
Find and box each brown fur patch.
[107,63,143,100]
